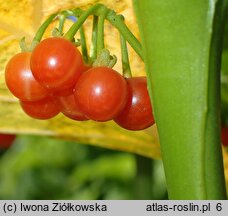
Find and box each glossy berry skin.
[74,67,128,121]
[30,37,84,92]
[221,127,228,147]
[58,93,87,121]
[0,134,16,149]
[114,77,155,130]
[5,52,49,101]
[52,64,91,97]
[20,97,60,120]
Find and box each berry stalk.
[120,19,132,78]
[90,16,99,63]
[106,10,143,60]
[32,13,58,43]
[97,6,109,55]
[79,26,89,64]
[65,4,143,60]
[64,4,103,41]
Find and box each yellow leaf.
[0,0,42,39]
[0,98,161,159]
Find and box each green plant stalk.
[66,4,143,59]
[204,0,228,199]
[106,11,143,60]
[32,13,58,43]
[64,4,102,41]
[58,14,66,35]
[79,26,89,64]
[97,7,108,55]
[90,16,99,63]
[133,0,227,199]
[120,33,132,78]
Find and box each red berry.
[5,52,49,101]
[58,93,88,121]
[20,97,60,120]
[30,37,84,92]
[114,77,155,130]
[74,67,128,121]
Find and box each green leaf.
[223,14,228,50]
[133,0,227,199]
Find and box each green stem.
[32,13,58,43]
[90,16,99,63]
[64,4,102,41]
[61,9,89,63]
[106,10,143,60]
[68,4,143,60]
[133,0,227,199]
[79,26,88,64]
[97,7,108,55]
[71,8,84,17]
[58,14,66,35]
[120,30,132,78]
[204,0,227,199]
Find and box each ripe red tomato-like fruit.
[114,77,155,130]
[30,37,84,92]
[0,134,16,149]
[74,67,128,121]
[221,127,228,147]
[20,97,60,120]
[58,93,88,121]
[5,52,49,101]
[52,64,92,97]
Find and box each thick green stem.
[133,0,227,199]
[204,0,228,198]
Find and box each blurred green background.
[0,135,167,200]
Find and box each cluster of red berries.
[5,37,154,131]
